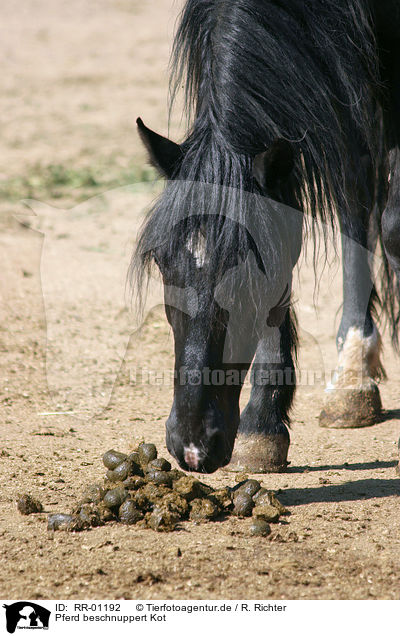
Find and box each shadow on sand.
[381,408,400,422]
[278,477,400,507]
[288,460,397,474]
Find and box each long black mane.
[133,0,383,315]
[171,0,379,211]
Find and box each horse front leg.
[228,310,297,473]
[319,162,384,428]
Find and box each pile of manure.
[41,442,289,533]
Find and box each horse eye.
[152,249,166,271]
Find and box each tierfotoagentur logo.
[3,602,50,634]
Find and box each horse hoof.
[319,381,382,429]
[225,433,289,473]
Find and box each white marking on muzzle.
[184,443,200,470]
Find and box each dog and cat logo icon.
[3,603,50,633]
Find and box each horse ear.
[137,118,182,178]
[254,139,294,189]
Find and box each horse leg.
[228,310,297,473]
[382,149,400,473]
[382,150,400,278]
[380,39,400,339]
[319,156,384,428]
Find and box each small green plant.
[0,162,158,203]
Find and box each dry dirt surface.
[0,0,399,601]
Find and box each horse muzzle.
[165,404,238,473]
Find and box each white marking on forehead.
[186,232,208,268]
[184,443,200,470]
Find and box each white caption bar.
[1,600,398,635]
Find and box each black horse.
[132,0,400,474]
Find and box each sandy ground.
[0,0,399,600]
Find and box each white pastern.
[326,325,385,391]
